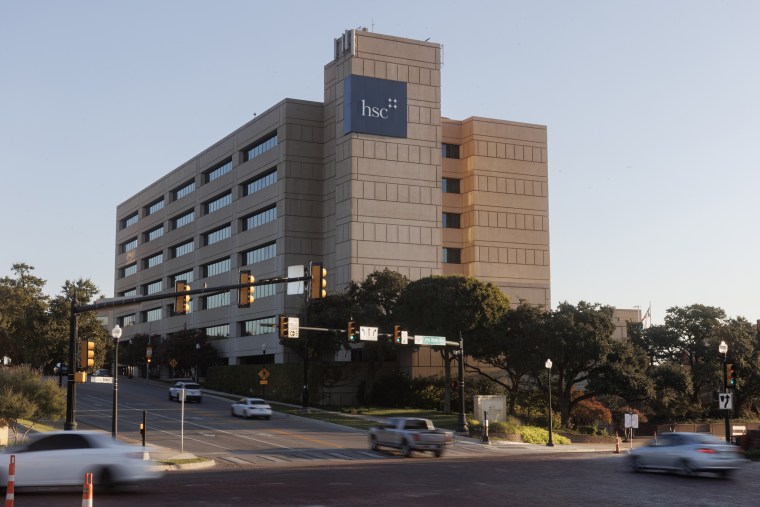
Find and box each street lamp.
[719,340,730,443]
[545,359,555,447]
[111,324,122,439]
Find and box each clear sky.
[2,1,758,326]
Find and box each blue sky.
[2,1,758,325]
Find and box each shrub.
[518,426,571,445]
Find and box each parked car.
[168,381,202,403]
[0,431,162,491]
[369,417,453,457]
[91,368,112,377]
[230,398,273,419]
[629,432,747,477]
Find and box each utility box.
[474,395,507,423]
[0,425,8,446]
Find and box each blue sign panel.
[343,75,407,138]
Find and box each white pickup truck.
[369,417,454,457]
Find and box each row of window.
[118,242,277,294]
[119,132,278,230]
[117,302,278,330]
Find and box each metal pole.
[547,365,555,447]
[64,298,78,431]
[723,353,731,444]
[112,337,119,438]
[302,265,310,410]
[455,335,468,433]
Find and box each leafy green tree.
[0,365,66,442]
[155,328,219,380]
[466,300,546,415]
[0,263,50,367]
[548,301,621,426]
[395,275,510,413]
[716,316,759,417]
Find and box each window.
[442,178,461,194]
[172,210,195,229]
[203,258,230,278]
[143,308,162,323]
[121,212,138,229]
[204,292,230,309]
[442,212,461,229]
[204,159,233,183]
[146,198,165,216]
[241,316,277,336]
[121,263,137,278]
[142,280,163,295]
[242,168,277,196]
[119,288,137,297]
[255,283,276,299]
[121,238,138,253]
[144,252,163,269]
[145,225,164,242]
[443,247,461,264]
[205,324,230,339]
[172,240,194,258]
[244,132,278,161]
[204,192,232,214]
[119,314,136,327]
[173,180,196,200]
[442,143,460,159]
[203,224,231,246]
[242,242,276,265]
[170,270,194,287]
[242,205,276,231]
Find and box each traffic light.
[347,321,357,342]
[175,281,191,314]
[238,270,255,307]
[726,363,736,387]
[79,339,95,369]
[310,263,327,299]
[393,325,401,344]
[279,315,289,339]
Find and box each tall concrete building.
[113,29,550,366]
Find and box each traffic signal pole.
[64,298,78,430]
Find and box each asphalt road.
[10,452,760,506]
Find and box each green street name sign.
[414,335,446,346]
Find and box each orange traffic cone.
[4,455,15,507]
[614,433,621,454]
[81,472,93,507]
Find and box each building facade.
[113,30,550,366]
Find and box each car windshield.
[183,383,201,389]
[250,400,267,405]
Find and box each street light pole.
[195,342,200,382]
[545,359,555,447]
[111,324,122,439]
[719,340,730,444]
[262,343,267,398]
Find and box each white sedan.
[168,381,202,403]
[230,398,272,419]
[0,431,162,490]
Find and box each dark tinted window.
[26,434,92,452]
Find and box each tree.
[0,365,66,442]
[395,275,510,413]
[0,263,50,367]
[155,328,219,380]
[466,300,546,415]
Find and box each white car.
[0,431,162,490]
[230,398,272,419]
[168,381,202,403]
[630,432,747,477]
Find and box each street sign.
[169,358,178,368]
[401,330,408,345]
[259,380,269,385]
[258,368,270,380]
[287,265,305,295]
[89,376,113,384]
[414,335,446,346]
[288,317,300,338]
[360,326,379,341]
[719,393,733,410]
[624,413,639,429]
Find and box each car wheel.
[370,436,379,451]
[169,393,173,401]
[401,440,412,458]
[434,449,443,458]
[630,457,642,473]
[96,467,115,490]
[680,459,695,477]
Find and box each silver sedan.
[629,432,747,477]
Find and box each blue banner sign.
[343,75,407,138]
